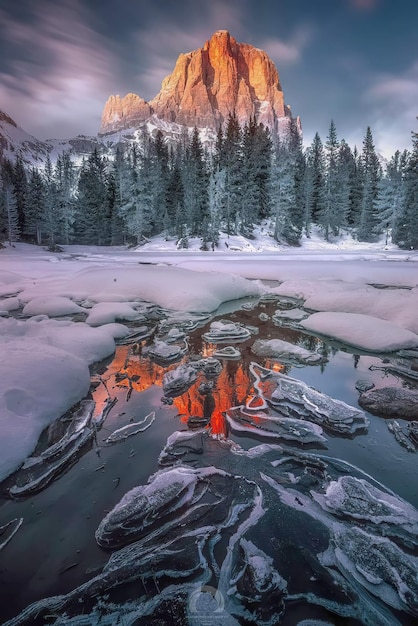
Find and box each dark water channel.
[0,296,417,625]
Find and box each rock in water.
[358,387,418,419]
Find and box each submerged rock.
[358,387,418,419]
[355,379,375,392]
[387,420,416,452]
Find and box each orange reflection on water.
[92,346,255,438]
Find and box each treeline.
[1,113,417,249]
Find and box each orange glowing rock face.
[92,345,255,438]
[100,30,295,136]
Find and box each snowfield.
[0,233,418,481]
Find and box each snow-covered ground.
[1,234,418,482]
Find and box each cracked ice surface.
[226,406,327,445]
[250,362,369,435]
[202,319,253,343]
[251,338,326,365]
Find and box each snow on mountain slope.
[0,110,49,164]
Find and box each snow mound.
[301,312,418,352]
[85,302,143,326]
[22,296,85,317]
[61,265,263,312]
[0,339,90,481]
[0,317,121,481]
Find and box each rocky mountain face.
[0,110,50,165]
[100,30,296,138]
[0,31,299,166]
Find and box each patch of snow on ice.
[0,317,121,481]
[301,312,418,352]
[22,296,85,317]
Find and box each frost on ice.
[251,338,326,366]
[202,319,253,343]
[162,364,198,397]
[104,411,155,445]
[226,406,327,445]
[250,362,368,436]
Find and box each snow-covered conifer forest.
[1,115,417,250]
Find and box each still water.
[0,296,417,625]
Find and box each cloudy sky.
[0,0,417,156]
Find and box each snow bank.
[85,302,143,326]
[303,287,418,335]
[62,266,263,312]
[301,312,418,352]
[22,296,85,317]
[0,297,20,312]
[0,318,122,481]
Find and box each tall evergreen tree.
[55,152,76,244]
[75,149,109,245]
[223,113,242,235]
[357,126,381,241]
[308,132,325,224]
[0,162,20,244]
[183,127,209,242]
[12,154,28,235]
[320,120,341,240]
[26,167,45,244]
[41,154,60,248]
[270,137,300,244]
[393,122,418,249]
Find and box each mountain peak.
[99,31,296,137]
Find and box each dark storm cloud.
[0,0,417,155]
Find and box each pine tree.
[12,154,28,236]
[75,149,109,245]
[271,118,306,245]
[393,122,418,249]
[123,141,154,245]
[182,127,209,241]
[223,113,242,235]
[26,167,45,244]
[271,138,299,244]
[0,163,20,244]
[55,152,76,245]
[41,154,59,248]
[357,126,381,241]
[166,156,184,239]
[345,146,363,228]
[320,120,341,240]
[208,167,225,249]
[152,130,170,231]
[308,132,325,224]
[376,150,406,244]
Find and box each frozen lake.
[0,244,418,625]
